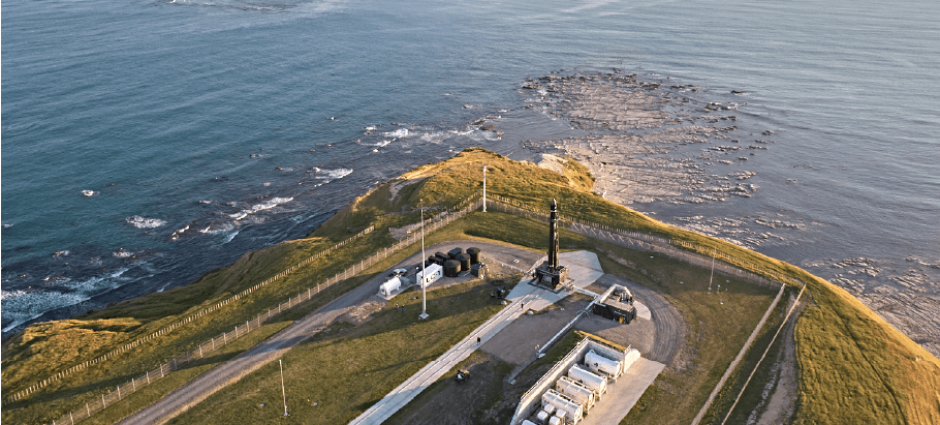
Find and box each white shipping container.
[585,349,623,378]
[567,365,607,395]
[416,263,443,288]
[623,348,641,372]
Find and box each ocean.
[2,0,938,346]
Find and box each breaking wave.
[384,128,409,138]
[314,167,353,180]
[229,197,294,221]
[125,215,167,229]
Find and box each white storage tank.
[536,410,550,423]
[556,376,596,409]
[585,349,623,379]
[568,365,607,395]
[542,390,583,424]
[379,277,401,297]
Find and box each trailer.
[541,389,583,424]
[555,376,596,411]
[416,263,443,288]
[567,365,607,396]
[584,349,623,379]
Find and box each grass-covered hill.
[3,148,939,425]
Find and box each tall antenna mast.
[708,247,716,294]
[482,165,488,212]
[419,200,429,320]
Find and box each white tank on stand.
[585,349,623,379]
[567,365,607,396]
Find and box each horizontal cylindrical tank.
[443,260,461,277]
[556,376,596,408]
[379,277,401,296]
[466,247,481,264]
[542,390,582,424]
[568,365,607,395]
[585,350,623,378]
[455,253,471,271]
[448,247,464,259]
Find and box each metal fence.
[34,191,797,425]
[6,225,377,405]
[41,196,483,425]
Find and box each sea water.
[3,0,938,337]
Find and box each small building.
[416,263,443,288]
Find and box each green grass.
[167,279,505,425]
[5,148,939,425]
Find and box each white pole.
[419,202,429,320]
[482,165,488,212]
[708,247,716,294]
[280,360,289,417]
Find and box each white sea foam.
[2,223,12,229]
[0,267,128,333]
[314,167,353,180]
[81,190,97,197]
[126,215,167,229]
[384,128,409,138]
[229,197,294,221]
[223,230,240,244]
[373,140,391,147]
[53,250,70,258]
[170,224,191,240]
[113,248,133,258]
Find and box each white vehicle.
[388,268,408,278]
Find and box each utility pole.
[279,360,289,417]
[482,165,488,212]
[419,201,429,320]
[708,247,716,295]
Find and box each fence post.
[117,386,121,399]
[147,370,151,384]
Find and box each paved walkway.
[347,293,538,425]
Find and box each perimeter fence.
[41,196,482,425]
[35,191,797,425]
[6,225,378,405]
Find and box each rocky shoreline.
[518,71,940,358]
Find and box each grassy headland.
[3,148,938,425]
